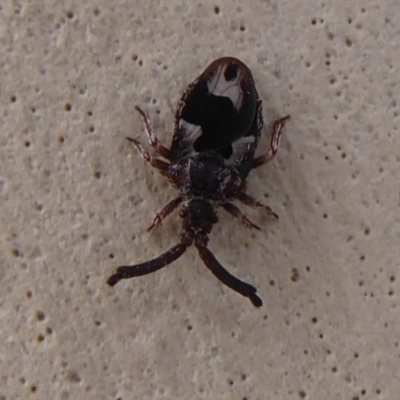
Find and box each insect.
[107,57,289,307]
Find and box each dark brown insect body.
[107,57,289,307]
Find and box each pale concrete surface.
[1,0,399,399]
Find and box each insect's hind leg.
[251,115,290,169]
[126,137,169,174]
[135,106,172,159]
[194,232,263,307]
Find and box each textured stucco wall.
[1,1,399,399]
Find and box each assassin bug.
[107,57,289,307]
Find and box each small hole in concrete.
[12,249,21,257]
[36,311,45,321]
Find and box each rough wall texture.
[1,0,399,399]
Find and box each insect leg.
[148,196,183,231]
[135,106,172,159]
[236,192,279,219]
[126,137,169,173]
[195,232,263,307]
[107,242,189,287]
[251,115,290,169]
[221,202,261,230]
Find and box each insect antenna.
[107,242,189,287]
[195,233,262,307]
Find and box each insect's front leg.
[135,106,172,160]
[126,137,170,174]
[221,202,261,230]
[236,192,279,219]
[251,115,290,169]
[148,196,183,231]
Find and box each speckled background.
[1,1,399,399]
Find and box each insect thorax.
[168,154,244,203]
[179,199,218,233]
